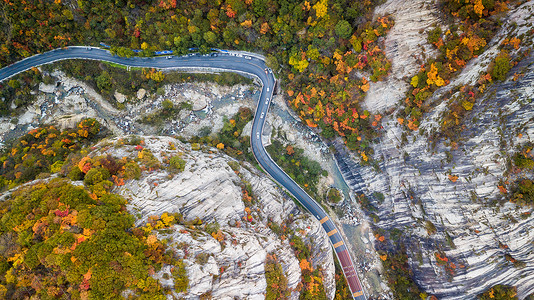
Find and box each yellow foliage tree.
[161,212,175,226]
[288,52,309,72]
[240,19,252,28]
[411,75,419,87]
[474,0,484,17]
[461,101,474,111]
[260,22,270,34]
[426,63,445,87]
[212,229,225,242]
[314,100,325,120]
[312,0,328,19]
[216,143,225,149]
[361,82,370,92]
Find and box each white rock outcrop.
[89,136,336,299]
[340,0,534,298]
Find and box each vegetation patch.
[501,143,534,206]
[398,0,517,134]
[189,106,255,163]
[477,285,517,299]
[326,188,343,204]
[266,140,326,198]
[140,100,192,127]
[286,16,393,155]
[0,177,182,299]
[0,69,42,116]
[265,253,290,300]
[377,245,423,299]
[1,0,391,152]
[0,118,103,191]
[48,60,253,110]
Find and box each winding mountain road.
[0,47,366,300]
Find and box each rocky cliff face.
[89,136,336,299]
[336,0,534,298]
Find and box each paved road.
[0,47,366,300]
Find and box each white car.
[256,132,260,139]
[166,56,172,59]
[265,98,269,105]
[245,56,251,60]
[260,112,264,119]
[266,87,270,92]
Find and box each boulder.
[39,82,56,94]
[137,88,147,100]
[114,91,127,103]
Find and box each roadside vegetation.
[0,69,43,116]
[266,140,327,199]
[0,0,391,157]
[189,106,256,164]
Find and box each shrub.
[427,27,442,44]
[137,149,161,169]
[511,179,534,206]
[491,52,511,81]
[68,165,84,181]
[195,253,210,265]
[335,20,352,39]
[425,220,437,235]
[513,153,534,169]
[172,259,189,293]
[169,155,186,173]
[123,161,141,180]
[204,222,220,235]
[327,188,342,203]
[162,99,173,110]
[50,160,64,173]
[83,167,111,186]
